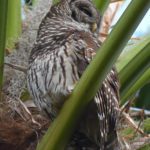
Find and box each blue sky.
[112,0,150,37]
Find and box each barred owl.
[27,0,121,149]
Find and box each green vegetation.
[6,0,21,50]
[143,118,150,134]
[119,42,150,105]
[93,0,111,14]
[121,127,135,140]
[139,144,150,150]
[0,0,8,100]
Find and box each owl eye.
[71,10,78,21]
[79,6,92,17]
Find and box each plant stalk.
[93,0,111,15]
[120,43,150,105]
[0,0,8,101]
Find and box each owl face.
[69,0,101,33]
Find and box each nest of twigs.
[1,99,150,150]
[0,100,50,150]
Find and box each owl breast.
[27,23,99,117]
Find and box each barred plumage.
[27,0,121,149]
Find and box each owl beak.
[91,23,97,32]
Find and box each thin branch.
[122,111,147,136]
[4,62,27,73]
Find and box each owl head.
[60,0,101,34]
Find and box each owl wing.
[94,69,120,149]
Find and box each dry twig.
[122,111,146,136]
[4,63,27,73]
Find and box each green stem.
[6,0,21,50]
[121,69,150,104]
[0,0,8,100]
[37,0,150,150]
[120,43,150,105]
[93,0,111,15]
[116,36,150,73]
